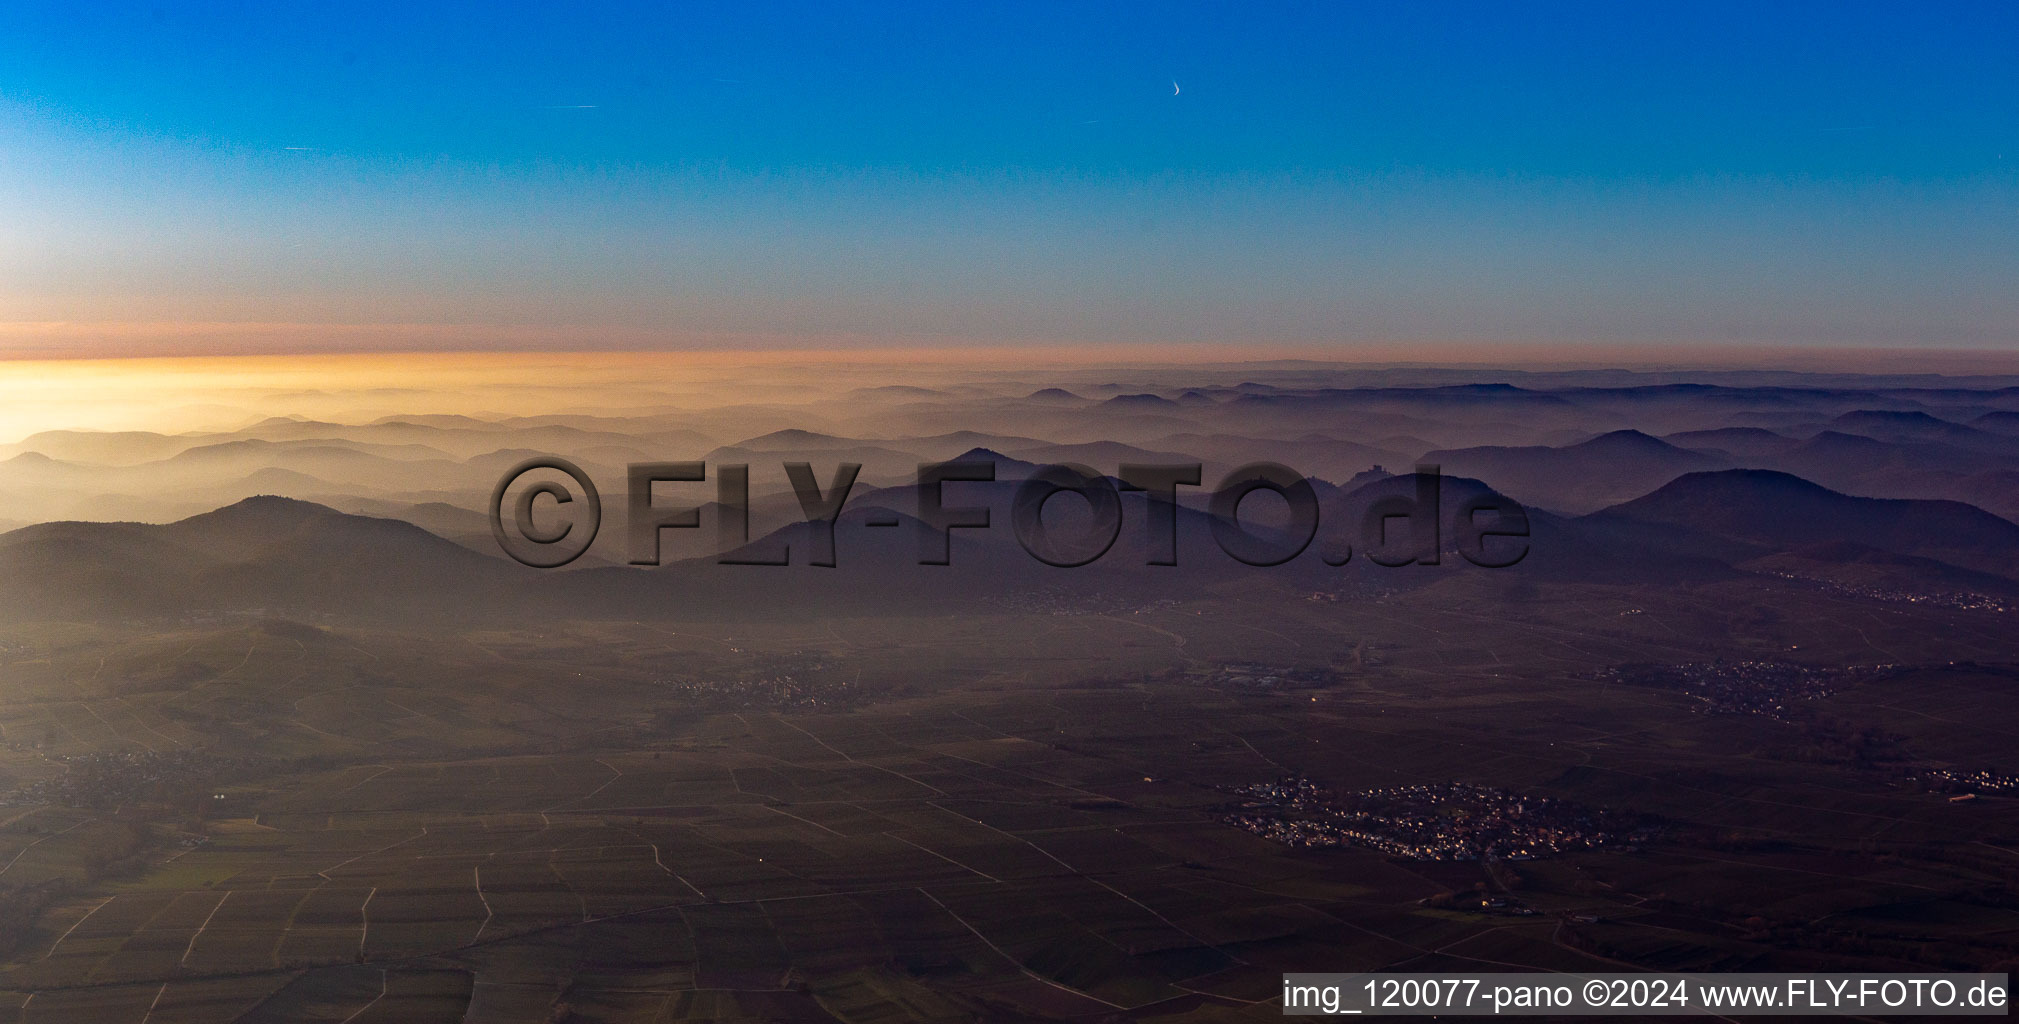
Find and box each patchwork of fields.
[3,578,2018,1021]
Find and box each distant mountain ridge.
[1421,429,1728,513]
[0,496,526,624]
[1587,469,2019,580]
[10,454,2018,627]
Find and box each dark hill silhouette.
[0,520,205,621]
[0,464,1743,627]
[1760,431,2019,507]
[1661,427,1799,457]
[1970,410,2019,437]
[1421,430,1728,513]
[730,428,857,450]
[1826,410,2012,452]
[1588,469,2019,580]
[942,448,1044,479]
[2,451,68,467]
[1103,393,1179,409]
[0,497,532,624]
[1,429,193,465]
[1026,388,1084,403]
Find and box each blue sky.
[1,2,2014,354]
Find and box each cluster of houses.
[1222,778,1653,862]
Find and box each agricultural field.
[2,574,2017,1021]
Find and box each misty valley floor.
[2,577,2018,1022]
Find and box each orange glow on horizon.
[5,320,2017,368]
[5,334,2016,446]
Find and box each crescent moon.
[1172,81,1180,96]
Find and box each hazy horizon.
[7,346,2019,446]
